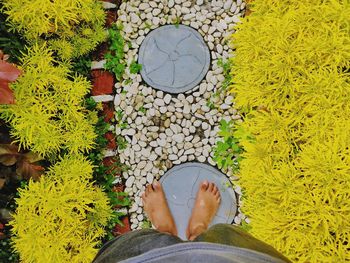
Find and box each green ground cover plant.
[206,59,233,110]
[105,23,142,81]
[105,24,126,81]
[212,59,248,174]
[71,54,93,78]
[85,98,130,242]
[105,24,142,153]
[224,0,350,261]
[214,119,253,173]
[1,0,106,60]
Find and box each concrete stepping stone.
[160,162,237,240]
[138,25,210,94]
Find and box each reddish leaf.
[16,151,44,180]
[23,151,43,163]
[0,144,44,180]
[0,80,15,104]
[0,61,21,82]
[0,144,20,166]
[16,159,44,181]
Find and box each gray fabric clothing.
[120,242,287,263]
[93,224,291,263]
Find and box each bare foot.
[186,181,221,240]
[141,181,177,236]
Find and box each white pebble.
[172,134,185,143]
[152,8,161,16]
[125,176,135,188]
[154,98,164,107]
[153,17,160,26]
[168,0,175,8]
[139,3,150,10]
[147,173,154,184]
[130,13,140,24]
[198,156,206,162]
[230,2,237,13]
[169,154,178,160]
[234,216,242,225]
[164,94,172,104]
[224,0,233,10]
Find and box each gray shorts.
[93,224,290,263]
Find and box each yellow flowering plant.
[10,155,113,263]
[1,0,106,59]
[0,44,96,156]
[226,0,350,261]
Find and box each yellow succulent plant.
[1,0,106,59]
[230,0,350,262]
[10,155,113,263]
[0,44,96,156]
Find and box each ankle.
[188,223,207,241]
[156,223,177,236]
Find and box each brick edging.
[91,0,131,236]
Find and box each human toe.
[208,182,215,192]
[146,184,153,194]
[153,181,161,191]
[201,180,209,190]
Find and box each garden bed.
[1,0,348,262]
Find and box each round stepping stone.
[138,25,211,94]
[160,162,237,240]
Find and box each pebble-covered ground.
[113,0,247,230]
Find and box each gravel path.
[114,0,247,230]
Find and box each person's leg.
[186,181,290,262]
[93,181,182,263]
[194,224,291,262]
[93,229,182,263]
[186,180,221,240]
[142,181,177,236]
